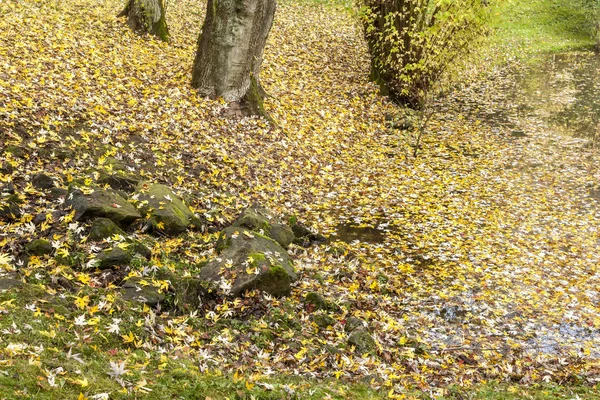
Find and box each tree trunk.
[118,0,169,42]
[191,0,276,120]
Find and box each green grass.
[489,0,597,55]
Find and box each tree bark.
[191,0,276,120]
[118,0,169,42]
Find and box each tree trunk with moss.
[191,0,276,119]
[118,0,169,42]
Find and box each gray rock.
[135,182,201,235]
[97,171,140,193]
[88,218,126,242]
[312,314,336,329]
[130,241,152,260]
[233,205,294,248]
[291,222,327,247]
[201,227,296,297]
[95,247,132,269]
[67,188,141,227]
[31,173,55,190]
[48,187,68,201]
[304,292,328,311]
[344,316,366,333]
[121,277,165,307]
[348,330,376,353]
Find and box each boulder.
[95,247,132,270]
[291,222,327,247]
[135,182,201,235]
[201,226,296,297]
[171,276,215,312]
[312,314,336,329]
[233,205,294,248]
[121,277,165,307]
[129,241,152,260]
[25,239,53,256]
[67,188,141,227]
[348,330,376,354]
[31,173,55,190]
[344,316,366,333]
[88,218,126,242]
[48,187,68,201]
[304,292,328,311]
[97,171,140,193]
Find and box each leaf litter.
[1,0,600,397]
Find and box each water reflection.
[518,52,600,137]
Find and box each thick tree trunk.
[191,0,276,119]
[118,0,169,42]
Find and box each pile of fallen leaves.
[1,0,600,398]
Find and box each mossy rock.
[95,247,132,270]
[201,227,296,297]
[344,316,366,333]
[304,292,328,311]
[254,265,292,297]
[0,162,14,174]
[135,182,202,235]
[348,330,376,354]
[48,187,68,201]
[25,239,53,256]
[233,205,294,248]
[100,157,127,172]
[31,173,55,190]
[291,222,328,247]
[88,218,126,241]
[121,277,165,307]
[169,276,215,312]
[268,224,294,249]
[129,241,152,260]
[0,273,23,291]
[67,188,141,227]
[97,171,140,193]
[312,314,336,329]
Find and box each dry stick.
[412,92,435,157]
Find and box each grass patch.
[489,0,596,55]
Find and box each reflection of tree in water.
[524,53,600,137]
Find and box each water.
[517,52,600,137]
[334,224,386,244]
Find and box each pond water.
[517,52,600,137]
[333,224,386,244]
[332,51,600,358]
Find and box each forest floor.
[1,0,600,399]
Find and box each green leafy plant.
[358,0,491,108]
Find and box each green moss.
[248,252,266,267]
[312,314,336,329]
[254,264,291,297]
[348,330,376,354]
[25,239,53,256]
[88,218,125,241]
[304,292,328,311]
[5,145,26,158]
[243,75,275,124]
